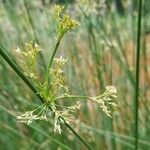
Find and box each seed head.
[54,5,80,40]
[106,86,117,94]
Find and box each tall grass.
[135,0,142,149]
[0,0,150,149]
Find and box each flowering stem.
[0,44,92,150]
[45,38,61,97]
[53,95,93,101]
[46,39,61,77]
[53,93,110,102]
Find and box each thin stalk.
[135,0,142,149]
[53,95,92,101]
[0,44,92,150]
[44,38,60,96]
[53,92,108,101]
[63,120,92,150]
[45,39,60,82]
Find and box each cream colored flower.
[106,86,117,94]
[54,5,80,40]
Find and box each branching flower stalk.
[0,38,91,149]
[13,5,118,135]
[44,5,80,99]
[17,103,49,124]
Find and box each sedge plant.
[14,5,117,135]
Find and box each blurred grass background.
[0,0,150,149]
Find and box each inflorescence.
[15,5,117,134]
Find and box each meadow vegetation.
[0,0,150,150]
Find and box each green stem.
[53,92,107,101]
[44,38,61,97]
[53,94,92,101]
[44,32,66,86]
[135,0,142,149]
[60,117,92,150]
[45,39,60,83]
[0,44,91,150]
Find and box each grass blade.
[135,0,143,149]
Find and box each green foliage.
[0,0,150,150]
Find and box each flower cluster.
[15,5,118,134]
[92,86,117,117]
[53,102,81,134]
[17,104,48,124]
[54,5,80,40]
[16,50,117,133]
[16,53,80,134]
[14,42,41,81]
[44,56,69,102]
